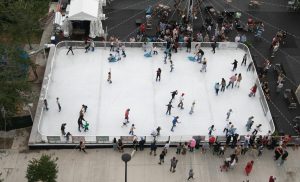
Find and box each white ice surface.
[39,46,272,138]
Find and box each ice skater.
[223,122,232,136]
[123,108,130,126]
[215,82,220,95]
[171,116,180,132]
[82,104,88,113]
[90,40,95,52]
[241,54,247,66]
[43,99,49,111]
[163,51,167,64]
[232,59,238,71]
[252,124,262,135]
[156,68,161,82]
[170,90,178,100]
[153,46,158,55]
[121,44,126,57]
[166,102,173,115]
[110,41,114,51]
[211,41,217,54]
[61,123,66,135]
[56,97,61,112]
[247,62,253,71]
[246,116,254,131]
[85,40,90,53]
[78,111,85,132]
[170,60,174,72]
[129,124,135,135]
[220,78,226,92]
[156,126,161,136]
[66,45,74,55]
[226,74,237,89]
[208,125,216,136]
[235,73,242,88]
[200,58,207,72]
[177,93,185,109]
[226,109,233,121]
[189,101,195,114]
[107,70,112,84]
[249,84,257,97]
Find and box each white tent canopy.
[68,0,99,21]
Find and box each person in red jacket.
[269,176,276,182]
[245,160,254,176]
[123,108,130,126]
[249,84,257,97]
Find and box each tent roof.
[68,0,99,21]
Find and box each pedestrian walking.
[170,90,178,100]
[170,157,178,172]
[227,74,237,89]
[43,99,49,111]
[208,125,216,136]
[235,73,242,88]
[258,144,264,156]
[171,116,180,132]
[158,151,166,164]
[245,160,254,176]
[189,138,196,152]
[278,150,288,166]
[187,169,194,180]
[66,45,74,55]
[129,124,135,135]
[189,101,195,114]
[246,116,255,131]
[177,93,185,109]
[113,138,117,151]
[271,42,279,58]
[226,109,233,121]
[176,142,182,154]
[61,123,66,135]
[274,146,283,160]
[232,59,238,71]
[123,108,130,126]
[163,141,170,154]
[56,97,61,112]
[241,53,247,66]
[221,78,226,92]
[276,82,283,93]
[215,82,220,95]
[156,68,161,81]
[170,60,174,72]
[166,102,173,115]
[150,140,157,156]
[200,58,207,72]
[79,140,87,153]
[139,137,145,151]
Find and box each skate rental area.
[29,42,274,145]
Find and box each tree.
[26,154,58,182]
[0,0,49,49]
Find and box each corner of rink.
[31,42,274,144]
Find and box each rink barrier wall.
[33,41,275,145]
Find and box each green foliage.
[0,44,31,121]
[26,154,58,182]
[0,0,49,46]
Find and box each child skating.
[129,124,135,135]
[123,108,130,126]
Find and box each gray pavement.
[1,146,300,182]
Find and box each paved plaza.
[0,146,300,182]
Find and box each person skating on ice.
[121,44,126,57]
[129,124,135,135]
[166,102,173,115]
[122,108,130,126]
[247,62,253,71]
[215,82,220,95]
[107,70,112,84]
[170,116,180,132]
[78,110,85,132]
[153,46,158,55]
[189,101,195,114]
[170,60,174,72]
[56,97,61,112]
[208,125,216,136]
[156,126,161,136]
[232,59,238,71]
[249,84,257,97]
[252,124,262,135]
[241,53,247,66]
[156,68,161,82]
[235,73,242,88]
[220,78,226,92]
[223,122,232,135]
[177,93,185,109]
[226,74,237,89]
[246,116,254,131]
[170,90,178,100]
[61,123,66,135]
[66,45,74,55]
[200,58,207,72]
[226,109,233,121]
[43,99,49,111]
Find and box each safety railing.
[35,41,275,144]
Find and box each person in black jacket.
[150,140,157,156]
[211,41,217,53]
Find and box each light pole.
[121,153,131,182]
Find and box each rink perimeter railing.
[33,41,275,145]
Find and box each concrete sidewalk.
[0,147,299,182]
